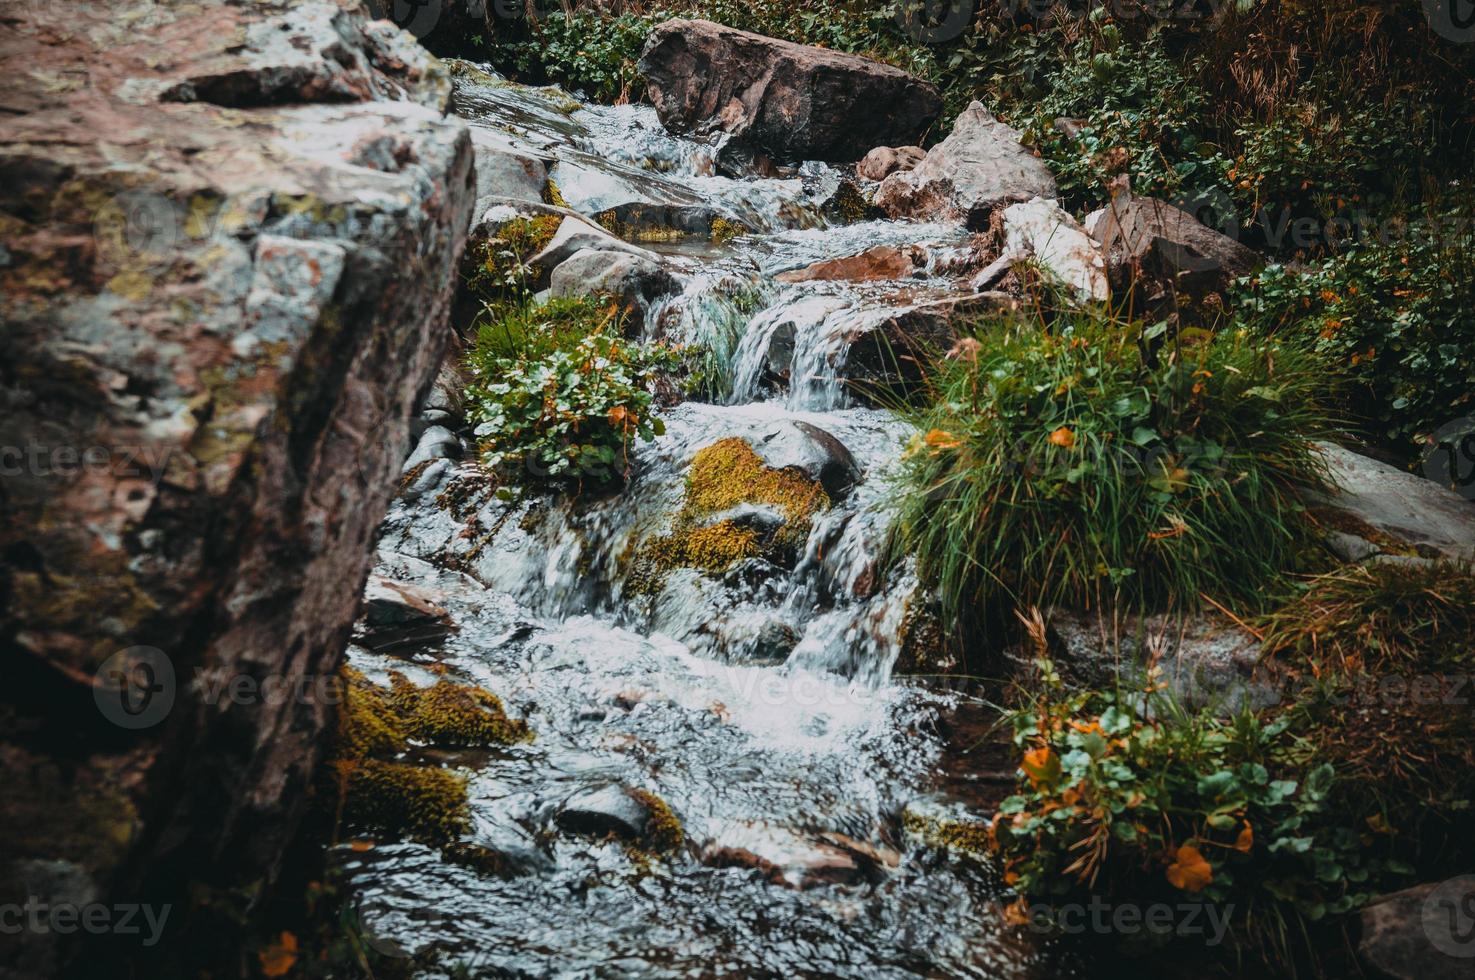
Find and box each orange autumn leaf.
[1234,823,1254,853]
[924,429,962,451]
[1020,745,1060,789]
[1048,426,1076,448]
[259,931,299,978]
[1165,844,1213,893]
[1003,898,1032,926]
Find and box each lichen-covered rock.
[876,103,1058,227]
[0,0,474,968]
[639,20,942,164]
[549,247,682,314]
[1313,442,1475,562]
[995,197,1109,304]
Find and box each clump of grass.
[1261,560,1475,672]
[890,308,1336,631]
[469,295,616,366]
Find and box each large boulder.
[1313,443,1475,562]
[876,102,1058,228]
[548,247,682,314]
[1358,876,1475,979]
[0,0,474,971]
[857,145,926,182]
[992,197,1109,304]
[638,19,942,164]
[1089,187,1263,296]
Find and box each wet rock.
[858,145,926,182]
[1041,610,1278,714]
[1090,185,1262,296]
[1313,443,1475,561]
[555,785,680,850]
[470,128,549,211]
[752,421,862,500]
[698,823,881,889]
[547,158,726,237]
[1358,875,1475,980]
[358,575,453,654]
[529,215,664,274]
[0,0,473,962]
[401,458,454,501]
[549,247,682,313]
[639,20,942,163]
[876,102,1057,228]
[775,244,927,284]
[403,425,462,474]
[996,197,1109,304]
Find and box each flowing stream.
[334,66,1073,979]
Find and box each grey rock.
[1090,187,1263,296]
[401,458,454,501]
[529,216,664,273]
[1358,876,1475,980]
[547,158,723,236]
[1326,530,1381,563]
[403,425,462,473]
[1044,609,1279,714]
[753,420,861,499]
[555,785,668,845]
[0,0,473,959]
[876,102,1058,227]
[1314,442,1475,562]
[470,128,549,212]
[549,247,681,312]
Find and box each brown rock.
[775,245,927,283]
[0,0,473,970]
[1089,185,1263,296]
[857,145,926,182]
[638,20,942,164]
[1358,876,1475,980]
[876,102,1058,227]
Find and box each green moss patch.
[625,438,829,592]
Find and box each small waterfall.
[347,68,1063,980]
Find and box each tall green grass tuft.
[890,308,1337,629]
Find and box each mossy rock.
[332,759,471,846]
[625,437,830,593]
[389,673,533,748]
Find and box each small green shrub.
[486,12,657,103]
[1022,29,1231,213]
[465,297,677,487]
[1233,200,1475,453]
[993,662,1401,955]
[890,309,1334,626]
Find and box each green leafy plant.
[486,12,657,103]
[890,307,1335,629]
[1233,198,1475,453]
[465,298,678,487]
[993,659,1399,956]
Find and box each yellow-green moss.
[543,179,568,209]
[902,810,992,856]
[710,217,744,245]
[333,759,471,846]
[685,438,829,533]
[624,438,829,593]
[390,673,533,748]
[628,788,684,853]
[827,181,869,224]
[334,667,408,761]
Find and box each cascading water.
[336,66,1074,979]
